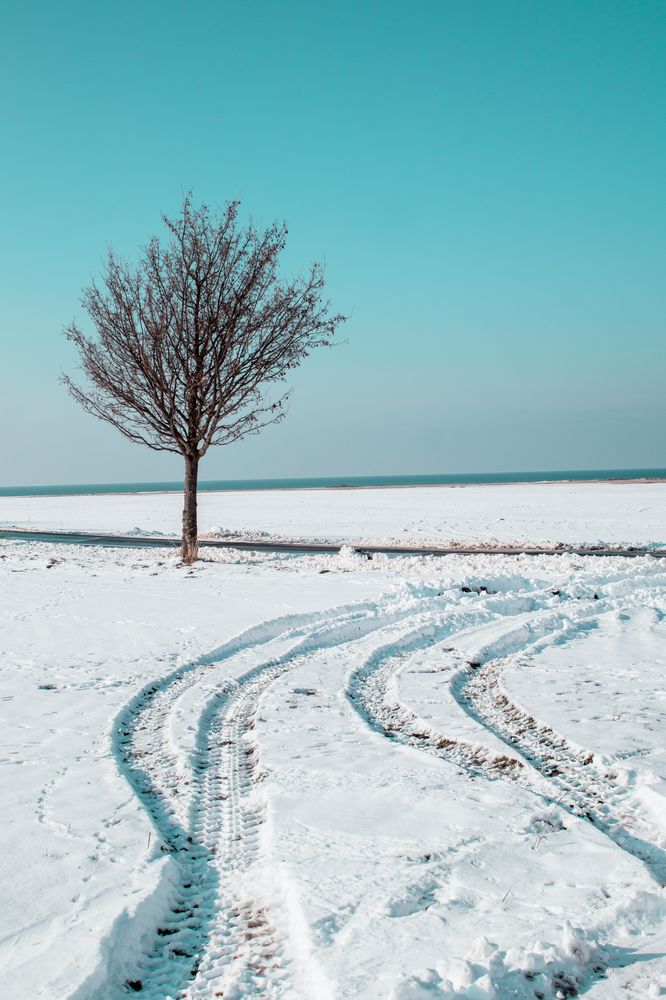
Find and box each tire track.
[456,605,666,887]
[107,586,445,997]
[182,594,474,998]
[185,661,294,998]
[348,577,666,885]
[111,605,364,999]
[345,570,666,997]
[351,575,666,884]
[99,565,664,997]
[347,586,564,785]
[113,627,306,998]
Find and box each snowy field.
[2,480,665,548]
[1,523,665,1000]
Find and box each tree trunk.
[182,454,199,563]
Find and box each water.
[1,469,664,498]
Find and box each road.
[1,527,663,558]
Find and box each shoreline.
[1,476,665,500]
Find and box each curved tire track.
[94,565,664,997]
[345,570,666,996]
[351,578,666,884]
[348,586,565,785]
[107,586,446,997]
[456,606,666,886]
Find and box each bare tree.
[63,197,343,563]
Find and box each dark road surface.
[1,528,663,559]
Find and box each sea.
[1,469,664,498]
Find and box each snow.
[1,491,665,998]
[1,480,665,548]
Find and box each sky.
[1,0,664,485]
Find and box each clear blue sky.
[1,0,664,485]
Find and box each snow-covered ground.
[2,481,665,548]
[1,533,665,1000]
